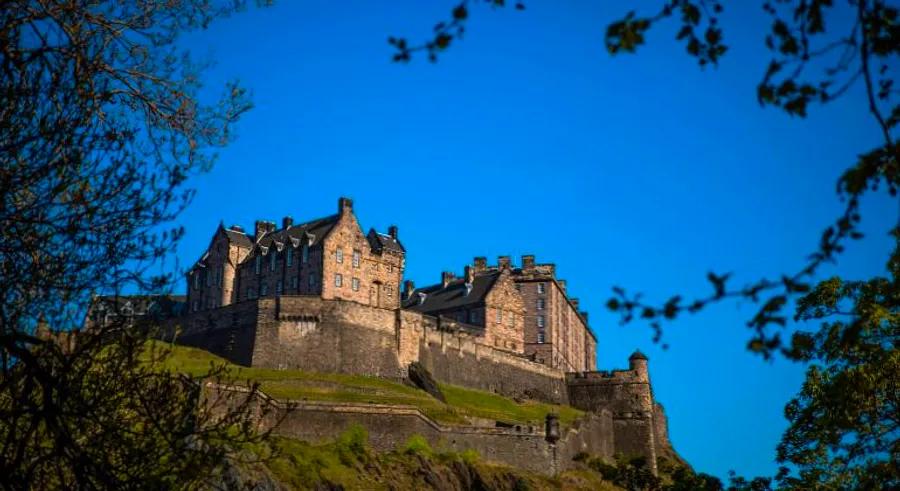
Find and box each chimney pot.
[283,216,293,229]
[254,220,269,239]
[571,298,580,310]
[388,225,398,239]
[498,256,511,269]
[580,311,589,323]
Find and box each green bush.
[400,434,433,457]
[334,424,369,466]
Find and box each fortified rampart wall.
[175,297,671,472]
[204,384,615,476]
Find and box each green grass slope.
[148,341,582,428]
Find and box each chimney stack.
[580,311,589,323]
[338,196,353,215]
[464,265,475,284]
[254,220,269,238]
[498,256,511,269]
[283,216,293,229]
[403,280,415,299]
[473,257,487,272]
[441,271,456,288]
[521,254,535,270]
[558,279,567,293]
[571,298,580,310]
[388,225,398,239]
[230,224,245,233]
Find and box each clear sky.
[173,1,895,481]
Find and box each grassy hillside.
[148,341,582,428]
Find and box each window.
[537,315,545,328]
[302,244,309,263]
[308,273,315,287]
[270,251,276,271]
[247,287,255,299]
[468,310,477,324]
[496,309,502,324]
[334,273,342,287]
[193,273,199,290]
[255,255,261,274]
[351,277,360,291]
[537,332,546,343]
[352,250,360,268]
[260,283,268,297]
[537,283,546,294]
[537,298,545,310]
[335,249,343,263]
[276,280,283,295]
[292,276,299,290]
[508,312,515,326]
[287,248,293,266]
[205,270,211,287]
[386,283,393,298]
[192,300,198,312]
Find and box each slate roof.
[367,229,405,254]
[223,228,253,248]
[254,214,339,251]
[402,271,500,314]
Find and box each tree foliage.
[0,0,272,486]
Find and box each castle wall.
[398,311,568,404]
[204,385,616,476]
[565,365,658,472]
[174,299,261,366]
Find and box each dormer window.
[335,249,343,264]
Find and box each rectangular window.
[386,283,393,298]
[270,252,276,272]
[468,310,477,324]
[205,271,211,287]
[352,277,360,291]
[537,283,546,294]
[247,287,255,299]
[496,309,502,324]
[260,283,268,297]
[537,315,545,328]
[276,280,283,295]
[537,332,545,343]
[255,255,261,275]
[302,244,309,263]
[287,248,293,267]
[508,312,515,326]
[352,250,360,268]
[335,249,343,263]
[537,298,545,310]
[193,273,199,290]
[334,273,342,287]
[308,273,315,287]
[292,276,299,290]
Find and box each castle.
[165,197,675,473]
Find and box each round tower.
[629,350,649,382]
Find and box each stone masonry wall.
[204,384,616,476]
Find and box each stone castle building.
[148,197,677,473]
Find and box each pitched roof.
[223,228,253,248]
[254,214,339,251]
[402,271,500,314]
[367,229,405,254]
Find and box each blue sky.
[173,1,895,481]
